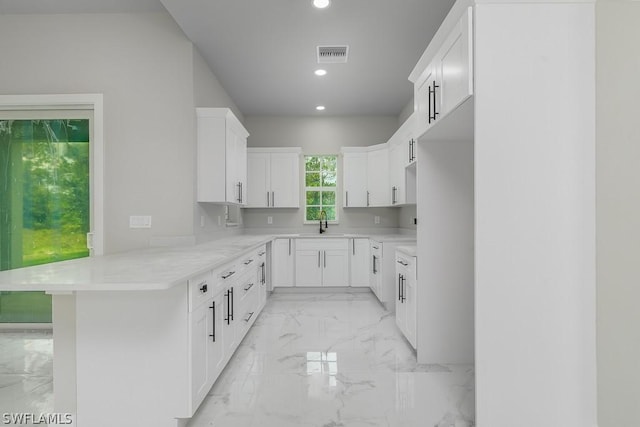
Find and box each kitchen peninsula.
[0,232,415,427]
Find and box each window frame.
[303,154,339,224]
[0,94,105,256]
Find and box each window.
[0,94,104,324]
[304,155,337,222]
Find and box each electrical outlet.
[129,215,152,229]
[267,216,273,224]
[374,215,380,224]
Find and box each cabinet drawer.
[216,262,239,283]
[188,271,214,312]
[237,269,258,302]
[296,238,348,251]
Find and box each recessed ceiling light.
[314,69,327,76]
[313,0,330,9]
[316,105,326,111]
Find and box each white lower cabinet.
[349,238,370,287]
[272,238,295,287]
[395,251,417,349]
[369,239,417,311]
[188,244,268,416]
[189,277,224,414]
[295,239,348,287]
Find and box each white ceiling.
[0,0,455,117]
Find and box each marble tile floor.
[0,329,53,424]
[0,291,475,427]
[189,291,475,427]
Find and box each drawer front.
[188,271,214,312]
[217,262,239,283]
[237,269,258,303]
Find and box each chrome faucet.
[319,210,328,234]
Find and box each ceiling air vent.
[317,45,349,64]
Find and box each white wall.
[596,2,640,425]
[242,116,403,233]
[0,12,241,253]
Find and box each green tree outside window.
[305,155,337,222]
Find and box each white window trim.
[303,154,339,224]
[0,94,105,256]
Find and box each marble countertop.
[396,245,418,257]
[0,232,416,292]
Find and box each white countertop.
[396,245,418,257]
[0,232,415,292]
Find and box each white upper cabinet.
[246,148,301,208]
[342,149,368,208]
[366,144,390,207]
[438,7,473,117]
[413,7,473,136]
[342,144,390,207]
[197,108,249,205]
[388,114,417,206]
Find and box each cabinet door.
[322,249,349,287]
[236,134,247,206]
[295,250,323,287]
[223,286,237,356]
[196,113,226,203]
[389,143,405,206]
[272,239,294,287]
[437,7,473,118]
[367,147,390,207]
[350,238,370,287]
[404,263,417,349]
[415,63,440,135]
[246,152,270,207]
[343,152,368,207]
[270,152,300,208]
[209,294,225,376]
[369,242,382,298]
[225,128,240,204]
[190,301,210,408]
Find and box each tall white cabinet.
[196,108,249,205]
[410,2,597,426]
[246,148,301,208]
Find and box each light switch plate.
[374,215,380,224]
[129,215,152,228]
[267,216,273,224]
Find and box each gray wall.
[0,12,242,253]
[596,2,640,425]
[243,115,404,233]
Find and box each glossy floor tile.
[188,291,475,427]
[0,330,54,421]
[0,292,475,427]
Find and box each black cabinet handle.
[224,290,231,324]
[222,271,235,279]
[372,255,378,274]
[209,301,216,342]
[318,251,321,268]
[199,282,208,293]
[244,282,254,292]
[231,287,234,320]
[272,191,275,207]
[398,273,402,301]
[267,191,270,207]
[244,259,254,265]
[429,81,440,123]
[345,191,349,207]
[244,311,255,323]
[401,275,406,303]
[367,191,370,207]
